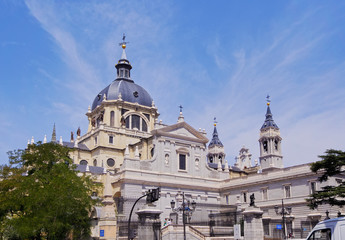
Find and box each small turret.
[259,96,283,170]
[207,118,226,170]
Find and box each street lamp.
[274,199,292,239]
[170,192,196,240]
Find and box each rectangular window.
[109,136,113,144]
[225,195,229,205]
[284,185,291,198]
[262,188,268,201]
[263,219,270,236]
[179,154,186,170]
[243,192,247,203]
[310,182,316,194]
[94,137,97,145]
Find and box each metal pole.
[183,192,186,240]
[282,199,286,239]
[128,194,147,240]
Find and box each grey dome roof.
[92,79,153,110]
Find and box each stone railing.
[188,225,206,239]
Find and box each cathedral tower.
[259,97,283,170]
[73,36,159,171]
[207,119,226,170]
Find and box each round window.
[107,158,115,167]
[80,160,88,165]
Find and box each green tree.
[307,149,345,209]
[0,142,100,240]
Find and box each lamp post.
[274,199,292,239]
[170,192,196,240]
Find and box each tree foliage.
[0,142,100,240]
[307,149,345,209]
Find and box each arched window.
[142,119,147,132]
[150,147,155,158]
[107,158,115,167]
[165,154,170,165]
[274,139,279,150]
[80,160,88,165]
[209,156,213,163]
[110,111,115,127]
[263,140,268,152]
[132,115,140,130]
[93,159,97,166]
[195,158,200,168]
[124,114,148,132]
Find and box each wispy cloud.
[24,0,174,128]
[11,1,345,169]
[190,4,345,166]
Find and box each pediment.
[151,122,208,144]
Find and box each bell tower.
[259,96,283,170]
[207,118,226,170]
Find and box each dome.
[91,37,153,111]
[91,79,153,110]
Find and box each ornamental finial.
[119,33,129,49]
[266,94,271,106]
[214,117,217,126]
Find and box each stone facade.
[36,42,344,239]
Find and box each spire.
[51,123,56,142]
[208,118,223,148]
[261,95,279,130]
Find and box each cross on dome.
[266,94,271,106]
[179,105,183,113]
[119,33,129,49]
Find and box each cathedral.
[36,39,343,239]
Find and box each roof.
[208,126,223,148]
[208,162,243,172]
[62,141,89,151]
[91,79,153,111]
[75,164,105,174]
[151,121,209,144]
[261,105,279,130]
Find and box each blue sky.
[1,0,345,167]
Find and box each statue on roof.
[250,193,255,207]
